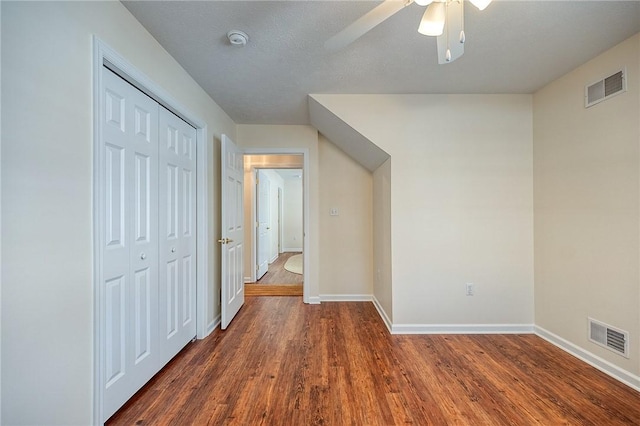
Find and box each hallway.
[249,252,303,285]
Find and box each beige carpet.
[284,254,303,274]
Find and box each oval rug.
[284,254,303,275]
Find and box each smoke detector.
[227,30,249,46]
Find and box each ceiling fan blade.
[325,0,412,51]
[436,0,464,64]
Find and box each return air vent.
[585,69,626,107]
[588,318,629,358]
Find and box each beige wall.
[283,178,303,251]
[319,135,373,297]
[533,33,640,376]
[1,2,236,424]
[373,158,393,321]
[311,94,534,326]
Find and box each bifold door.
[100,67,196,421]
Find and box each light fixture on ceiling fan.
[417,0,491,9]
[325,0,493,64]
[417,1,446,36]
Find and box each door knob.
[171,247,176,253]
[217,238,234,244]
[140,253,146,260]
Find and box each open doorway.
[243,156,304,296]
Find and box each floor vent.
[588,318,629,358]
[585,69,626,108]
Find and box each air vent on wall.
[588,317,629,358]
[585,69,626,108]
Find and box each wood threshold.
[245,284,302,296]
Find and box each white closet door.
[101,68,160,419]
[158,107,197,361]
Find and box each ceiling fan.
[325,0,492,64]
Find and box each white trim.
[0,0,3,414]
[196,129,210,341]
[372,296,392,333]
[535,326,640,392]
[319,294,372,302]
[244,276,253,283]
[269,254,278,264]
[92,37,210,425]
[282,247,303,253]
[208,314,221,336]
[242,148,312,304]
[92,37,105,426]
[390,323,535,335]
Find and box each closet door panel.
[101,68,160,421]
[128,79,160,384]
[158,107,197,362]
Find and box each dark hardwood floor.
[249,252,303,285]
[107,297,640,425]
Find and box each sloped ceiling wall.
[309,95,389,171]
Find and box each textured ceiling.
[123,1,640,125]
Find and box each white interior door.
[278,188,283,255]
[256,170,270,279]
[158,107,197,361]
[101,68,160,419]
[221,135,244,329]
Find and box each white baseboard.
[244,276,252,284]
[372,296,392,333]
[269,254,278,264]
[282,247,302,253]
[307,296,321,305]
[320,294,372,302]
[390,323,535,335]
[535,326,640,392]
[205,314,221,337]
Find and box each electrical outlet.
[465,283,475,296]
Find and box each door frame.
[243,149,310,302]
[92,37,210,424]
